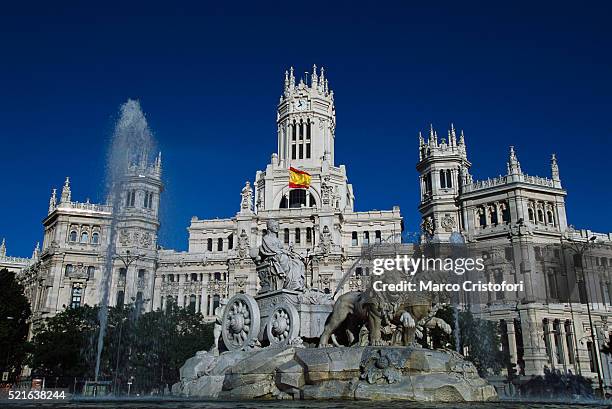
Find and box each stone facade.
[11,66,612,392]
[417,125,612,392]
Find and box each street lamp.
[563,235,604,395]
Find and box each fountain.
[94,100,157,383]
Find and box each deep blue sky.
[1,1,611,257]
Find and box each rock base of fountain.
[172,346,497,402]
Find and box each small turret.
[48,188,57,214]
[60,177,71,203]
[0,238,5,257]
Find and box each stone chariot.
[220,221,333,351]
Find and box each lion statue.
[318,265,452,347]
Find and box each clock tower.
[276,65,336,168]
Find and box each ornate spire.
[155,151,162,173]
[507,146,522,175]
[289,66,295,89]
[449,123,457,146]
[48,188,57,213]
[458,130,465,145]
[0,238,5,257]
[311,64,318,89]
[284,69,289,93]
[319,66,325,91]
[551,153,560,181]
[419,131,425,146]
[60,177,71,203]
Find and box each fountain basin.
[173,346,497,402]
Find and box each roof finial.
[551,153,560,182]
[289,66,295,89]
[449,123,457,146]
[48,188,57,214]
[60,177,71,203]
[0,238,5,257]
[507,146,522,175]
[32,242,40,260]
[311,64,318,89]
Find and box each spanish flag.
[289,167,311,188]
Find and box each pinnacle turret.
[0,238,5,257]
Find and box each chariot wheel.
[266,302,300,347]
[222,294,261,351]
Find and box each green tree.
[29,300,213,393]
[29,305,99,382]
[0,268,32,382]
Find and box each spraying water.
[94,100,157,382]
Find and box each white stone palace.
[4,65,612,391]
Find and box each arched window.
[528,208,535,221]
[214,272,222,281]
[92,232,100,244]
[69,230,78,242]
[309,193,316,208]
[446,170,453,188]
[207,238,213,251]
[547,211,555,225]
[280,196,288,208]
[439,170,446,189]
[87,266,95,277]
[191,273,198,282]
[284,228,290,244]
[364,231,370,245]
[375,230,382,244]
[217,238,223,251]
[189,294,197,312]
[212,294,220,312]
[537,209,544,223]
[479,209,486,227]
[289,189,306,208]
[80,231,89,243]
[228,233,234,250]
[295,228,301,244]
[356,267,363,276]
[352,231,358,246]
[306,227,312,243]
[490,208,499,225]
[502,207,510,224]
[168,274,175,282]
[116,290,125,307]
[65,264,74,275]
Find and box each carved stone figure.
[211,297,228,356]
[319,270,451,347]
[320,225,332,255]
[250,220,305,292]
[321,176,332,206]
[240,181,253,212]
[237,229,249,258]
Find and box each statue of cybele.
[251,219,305,292]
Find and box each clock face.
[295,99,307,110]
